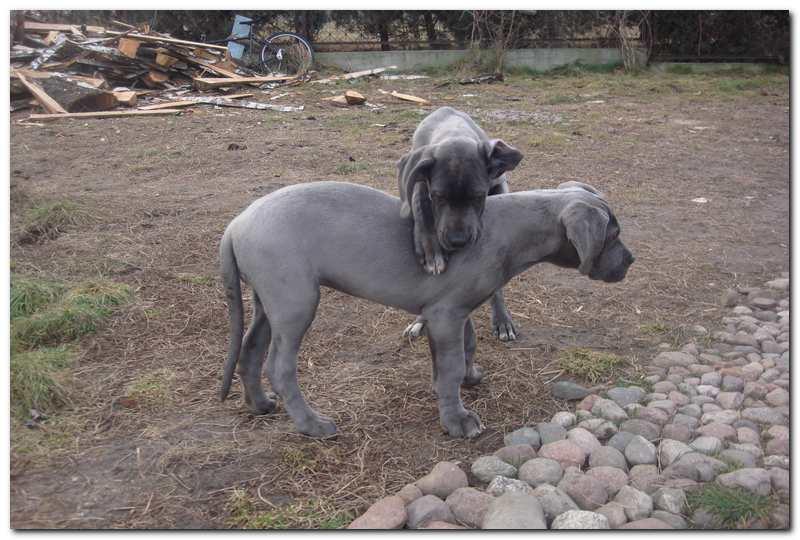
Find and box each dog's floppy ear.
[557,181,605,199]
[483,139,523,179]
[560,201,610,275]
[397,147,434,218]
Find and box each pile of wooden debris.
[11,17,304,121]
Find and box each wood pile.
[10,16,302,120]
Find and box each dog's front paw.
[297,414,338,439]
[422,251,447,275]
[245,392,278,415]
[403,318,427,340]
[441,409,484,439]
[491,316,517,342]
[463,364,485,386]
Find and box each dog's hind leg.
[462,317,484,386]
[237,291,277,415]
[263,286,337,438]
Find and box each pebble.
[651,510,687,529]
[658,439,693,467]
[348,496,407,529]
[668,391,690,406]
[652,487,686,514]
[678,403,702,417]
[486,476,533,497]
[660,423,691,442]
[663,452,727,482]
[397,484,423,504]
[597,502,628,528]
[551,510,610,529]
[765,437,789,456]
[764,455,790,469]
[741,407,786,425]
[557,473,608,510]
[577,394,601,411]
[619,419,661,442]
[700,372,722,387]
[471,456,517,484]
[481,493,546,529]
[717,468,772,496]
[518,458,563,488]
[551,381,591,401]
[736,427,760,445]
[406,495,456,529]
[589,446,628,470]
[721,375,745,392]
[606,386,646,408]
[718,449,757,469]
[652,351,694,368]
[531,484,578,522]
[765,388,789,407]
[585,466,629,498]
[614,485,653,521]
[625,435,657,466]
[445,487,493,528]
[717,391,744,409]
[565,427,601,456]
[503,427,541,448]
[592,398,628,423]
[700,409,738,425]
[493,444,537,468]
[696,422,737,441]
[414,461,468,499]
[628,465,661,494]
[551,411,576,428]
[535,422,567,445]
[690,436,723,455]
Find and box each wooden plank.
[14,71,67,114]
[113,90,138,107]
[344,90,366,105]
[193,75,296,90]
[104,31,228,51]
[43,31,61,45]
[143,70,170,88]
[155,51,178,68]
[28,109,183,121]
[181,55,241,79]
[118,37,141,59]
[24,21,106,35]
[390,91,430,105]
[138,93,254,109]
[314,66,397,84]
[12,69,106,89]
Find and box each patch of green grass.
[333,161,369,176]
[18,201,88,244]
[280,447,318,474]
[127,369,176,409]
[612,374,654,394]
[558,348,626,384]
[686,483,773,528]
[716,78,763,93]
[10,346,74,418]
[10,275,65,319]
[176,273,214,286]
[225,490,350,529]
[665,64,694,75]
[12,281,132,349]
[544,93,579,105]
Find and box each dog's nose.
[447,231,469,248]
[626,252,635,265]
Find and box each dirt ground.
[9,68,790,528]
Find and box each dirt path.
[10,70,789,528]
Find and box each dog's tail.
[220,227,244,401]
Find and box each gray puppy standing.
[398,107,523,341]
[220,181,634,439]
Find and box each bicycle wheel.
[260,32,314,76]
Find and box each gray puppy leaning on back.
[220,180,634,439]
[398,106,524,341]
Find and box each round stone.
[397,484,423,504]
[717,468,771,496]
[741,407,786,425]
[538,440,587,470]
[531,484,578,522]
[718,449,757,469]
[518,458,563,488]
[597,502,628,528]
[607,431,636,454]
[585,466,629,498]
[625,435,657,466]
[696,422,737,441]
[690,436,723,455]
[494,444,537,468]
[700,372,722,387]
[765,388,789,407]
[661,423,691,442]
[557,473,609,510]
[471,456,517,484]
[653,487,686,514]
[486,476,534,497]
[481,493,547,529]
[592,398,629,424]
[606,386,646,408]
[551,411,577,428]
[565,427,601,456]
[415,461,469,499]
[620,419,661,442]
[551,381,591,401]
[629,465,662,495]
[620,517,671,529]
[504,427,541,448]
[348,496,408,529]
[589,446,628,471]
[445,487,493,528]
[536,422,568,445]
[717,391,744,409]
[406,495,456,529]
[658,439,693,467]
[551,510,610,529]
[614,485,653,521]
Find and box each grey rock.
[575,410,594,422]
[536,422,567,445]
[766,437,790,457]
[658,439,693,467]
[592,420,619,440]
[750,297,777,309]
[592,398,628,424]
[397,484,423,504]
[652,488,686,514]
[636,406,670,426]
[597,502,628,528]
[765,278,789,291]
[736,427,761,446]
[765,388,789,407]
[565,427,601,456]
[557,473,609,510]
[619,419,660,442]
[721,375,745,392]
[717,391,744,409]
[607,386,646,408]
[585,466,629,498]
[415,461,469,499]
[700,372,722,387]
[764,455,790,469]
[504,427,541,448]
[625,435,657,466]
[691,508,720,529]
[445,487,493,528]
[518,458,563,488]
[629,465,661,495]
[661,423,691,443]
[718,449,757,469]
[614,485,653,521]
[668,391,690,406]
[652,351,694,368]
[700,409,738,425]
[551,411,577,428]
[678,403,702,418]
[348,496,408,529]
[741,407,786,425]
[607,431,636,454]
[696,422,737,441]
[690,436,723,455]
[481,492,546,529]
[651,510,687,529]
[589,446,628,470]
[486,476,534,497]
[472,456,517,484]
[765,424,789,440]
[538,439,587,469]
[531,484,579,522]
[662,452,727,482]
[551,510,610,529]
[744,381,769,399]
[494,444,537,468]
[769,467,790,497]
[551,381,591,401]
[653,381,677,393]
[729,442,763,458]
[717,468,771,496]
[406,495,456,529]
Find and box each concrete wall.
[649,62,778,74]
[315,48,627,72]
